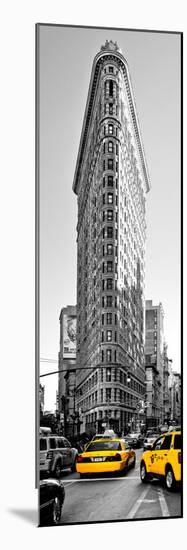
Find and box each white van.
[40,433,78,477]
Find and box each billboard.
[63,314,77,359]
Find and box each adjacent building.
[39,383,45,414]
[145,300,164,427]
[162,342,171,424]
[58,305,77,437]
[73,40,150,435]
[168,370,181,425]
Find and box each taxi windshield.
[85,441,122,452]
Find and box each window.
[108,141,113,153]
[109,80,113,96]
[153,437,165,450]
[109,66,113,73]
[106,388,112,400]
[106,330,112,342]
[108,159,113,170]
[108,175,113,187]
[174,434,181,449]
[57,438,64,448]
[103,160,105,170]
[103,193,105,205]
[107,210,113,221]
[107,278,113,290]
[109,103,113,114]
[107,312,112,324]
[160,435,172,450]
[108,124,113,135]
[107,261,113,273]
[106,295,113,307]
[40,438,47,451]
[64,439,71,448]
[49,438,56,449]
[108,193,113,204]
[86,441,122,452]
[103,142,105,154]
[106,350,112,363]
[103,176,105,187]
[107,244,113,255]
[107,227,113,238]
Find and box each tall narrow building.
[73,40,150,435]
[145,300,165,427]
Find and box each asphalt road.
[59,449,182,524]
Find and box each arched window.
[109,80,113,97]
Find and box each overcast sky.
[39,25,181,411]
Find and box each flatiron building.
[73,40,150,434]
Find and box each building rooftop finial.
[100,40,121,52]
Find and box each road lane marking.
[139,499,157,503]
[157,488,170,517]
[126,485,150,519]
[63,476,140,484]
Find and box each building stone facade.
[73,41,150,435]
[162,342,170,423]
[39,383,45,414]
[168,370,181,425]
[58,305,77,437]
[145,300,166,427]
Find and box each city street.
[59,450,182,524]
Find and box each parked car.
[140,430,181,490]
[39,478,65,526]
[128,432,144,448]
[168,425,181,432]
[143,431,160,451]
[125,433,141,449]
[76,438,136,477]
[40,433,78,477]
[123,435,136,448]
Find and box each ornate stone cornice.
[73,46,150,195]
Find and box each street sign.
[102,422,107,427]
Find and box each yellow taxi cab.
[76,438,136,477]
[140,431,181,490]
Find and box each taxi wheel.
[140,461,149,483]
[165,467,176,491]
[80,473,86,479]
